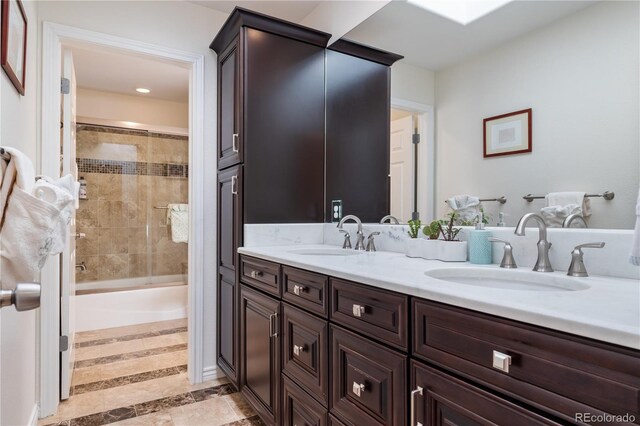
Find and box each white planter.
[422,239,439,260]
[405,238,423,258]
[438,241,468,262]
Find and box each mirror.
[345,0,639,229]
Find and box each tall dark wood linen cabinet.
[212,7,401,426]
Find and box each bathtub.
[75,284,187,332]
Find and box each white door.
[60,49,77,400]
[390,115,414,222]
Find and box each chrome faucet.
[563,213,588,228]
[379,215,399,224]
[514,213,553,272]
[567,242,605,277]
[337,215,365,250]
[75,262,87,272]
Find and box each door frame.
[390,98,435,222]
[40,22,206,417]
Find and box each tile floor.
[39,319,263,426]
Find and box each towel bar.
[445,196,507,205]
[523,191,615,203]
[154,206,169,209]
[0,283,41,311]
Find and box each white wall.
[38,0,228,382]
[77,88,188,128]
[391,61,435,106]
[1,0,40,423]
[434,1,639,229]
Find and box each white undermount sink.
[287,248,363,256]
[425,268,590,292]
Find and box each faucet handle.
[488,238,517,269]
[339,229,352,249]
[575,242,605,251]
[568,242,605,277]
[366,232,380,252]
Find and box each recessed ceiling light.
[136,87,151,94]
[407,0,512,25]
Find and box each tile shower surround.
[75,124,188,285]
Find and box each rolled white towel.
[33,175,75,254]
[546,192,591,217]
[446,195,480,223]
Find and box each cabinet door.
[241,285,281,425]
[216,165,243,386]
[218,37,242,169]
[283,376,328,426]
[410,361,560,426]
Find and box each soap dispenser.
[468,212,492,264]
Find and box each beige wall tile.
[128,228,147,255]
[97,254,128,280]
[99,201,128,228]
[98,228,129,255]
[77,200,99,228]
[75,255,100,282]
[76,227,99,256]
[128,253,149,278]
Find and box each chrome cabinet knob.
[492,350,512,373]
[232,133,239,153]
[352,382,365,397]
[352,304,365,317]
[293,284,306,296]
[293,344,305,356]
[250,270,263,279]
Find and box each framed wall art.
[1,0,27,95]
[483,108,532,158]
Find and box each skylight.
[406,0,513,25]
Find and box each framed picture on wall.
[1,0,27,95]
[483,108,532,158]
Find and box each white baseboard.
[29,404,39,426]
[202,365,225,382]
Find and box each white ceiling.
[70,46,190,103]
[191,0,322,23]
[344,0,597,70]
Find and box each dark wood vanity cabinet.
[240,284,281,425]
[216,165,243,385]
[411,361,560,426]
[217,37,242,169]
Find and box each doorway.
[389,99,435,223]
[40,22,206,419]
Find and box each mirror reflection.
[346,0,639,229]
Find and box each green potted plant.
[422,220,442,259]
[405,219,422,258]
[437,213,467,262]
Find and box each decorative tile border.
[71,364,188,396]
[77,123,188,141]
[75,326,188,348]
[43,384,254,426]
[77,158,189,178]
[74,343,187,369]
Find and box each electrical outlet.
[331,200,342,223]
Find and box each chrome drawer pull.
[232,133,239,153]
[410,386,424,426]
[231,175,238,195]
[250,270,263,279]
[293,344,305,356]
[293,284,306,295]
[352,304,365,317]
[492,350,512,373]
[269,313,278,338]
[352,382,365,397]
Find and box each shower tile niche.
[75,124,188,289]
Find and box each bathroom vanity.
[235,245,639,426]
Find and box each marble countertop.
[238,244,640,350]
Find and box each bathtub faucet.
[75,262,87,272]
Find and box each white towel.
[446,195,480,223]
[630,187,640,266]
[33,175,75,254]
[540,204,581,228]
[546,192,591,216]
[0,146,36,224]
[167,203,188,243]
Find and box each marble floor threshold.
[41,319,262,426]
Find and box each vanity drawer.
[283,266,329,318]
[282,303,328,405]
[330,278,408,350]
[413,299,640,422]
[283,376,328,426]
[330,325,406,426]
[240,255,281,296]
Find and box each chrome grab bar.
[0,283,41,311]
[445,196,506,205]
[523,191,614,202]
